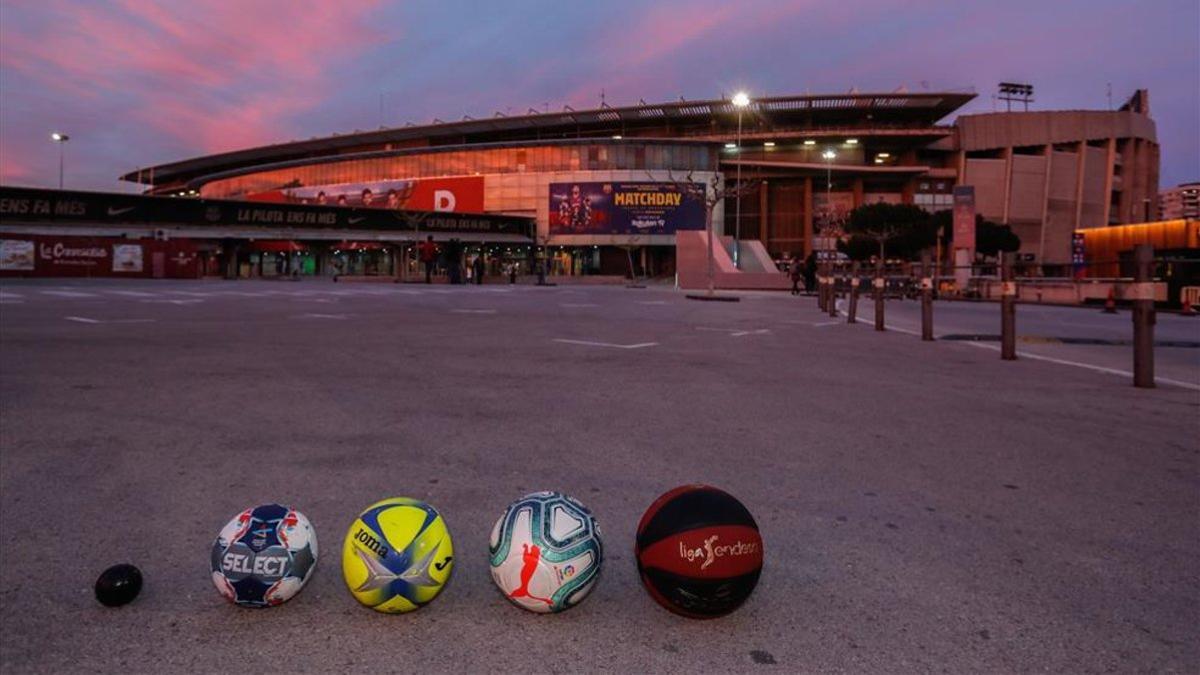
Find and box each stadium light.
[49,132,70,189]
[731,92,751,268]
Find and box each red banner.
[0,235,199,278]
[250,176,485,213]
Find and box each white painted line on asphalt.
[291,297,337,303]
[560,303,600,308]
[107,290,158,297]
[696,326,771,336]
[42,290,97,298]
[63,316,156,324]
[0,292,23,299]
[963,341,1200,391]
[291,313,349,320]
[552,339,658,350]
[450,309,498,314]
[141,299,204,305]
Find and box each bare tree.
[395,210,431,281]
[655,170,760,296]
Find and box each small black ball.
[95,564,142,607]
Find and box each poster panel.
[548,182,703,235]
[112,244,144,273]
[0,239,35,270]
[952,186,976,252]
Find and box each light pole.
[50,132,70,189]
[731,91,750,268]
[821,148,836,237]
[820,149,836,310]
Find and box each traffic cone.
[1103,287,1117,314]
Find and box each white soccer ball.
[488,491,603,613]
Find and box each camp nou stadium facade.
[120,88,1159,278]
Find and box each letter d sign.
[433,190,456,212]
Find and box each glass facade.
[199,141,717,199]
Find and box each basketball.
[341,497,454,613]
[635,485,763,618]
[488,491,603,613]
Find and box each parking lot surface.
[1,278,1197,673]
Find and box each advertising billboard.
[952,185,976,252]
[252,176,485,213]
[549,182,703,235]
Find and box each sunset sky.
[1,0,1196,191]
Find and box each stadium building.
[2,87,1161,283]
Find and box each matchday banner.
[549,182,703,235]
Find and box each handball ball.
[210,503,318,608]
[489,491,603,613]
[635,485,763,618]
[342,498,454,613]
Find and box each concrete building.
[110,88,1159,277]
[1159,182,1200,220]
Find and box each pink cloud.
[1,0,386,156]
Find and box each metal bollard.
[1132,244,1155,388]
[848,261,860,324]
[817,260,827,311]
[829,266,839,318]
[921,251,933,341]
[1001,252,1016,360]
[874,258,885,331]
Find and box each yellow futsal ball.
[341,497,454,613]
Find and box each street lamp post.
[731,92,750,268]
[50,132,70,189]
[820,149,836,310]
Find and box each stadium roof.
[121,91,976,188]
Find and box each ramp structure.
[677,231,790,290]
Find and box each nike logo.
[348,216,366,225]
[434,556,453,571]
[107,206,136,216]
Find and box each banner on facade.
[112,244,144,273]
[269,176,485,213]
[549,182,704,235]
[952,186,976,252]
[0,239,35,270]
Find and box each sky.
[0,0,1196,192]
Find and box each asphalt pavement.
[1,278,1197,673]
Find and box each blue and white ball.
[489,491,603,613]
[210,503,318,608]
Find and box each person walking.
[472,254,485,285]
[418,235,437,284]
[788,255,802,295]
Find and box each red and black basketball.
[635,485,763,618]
